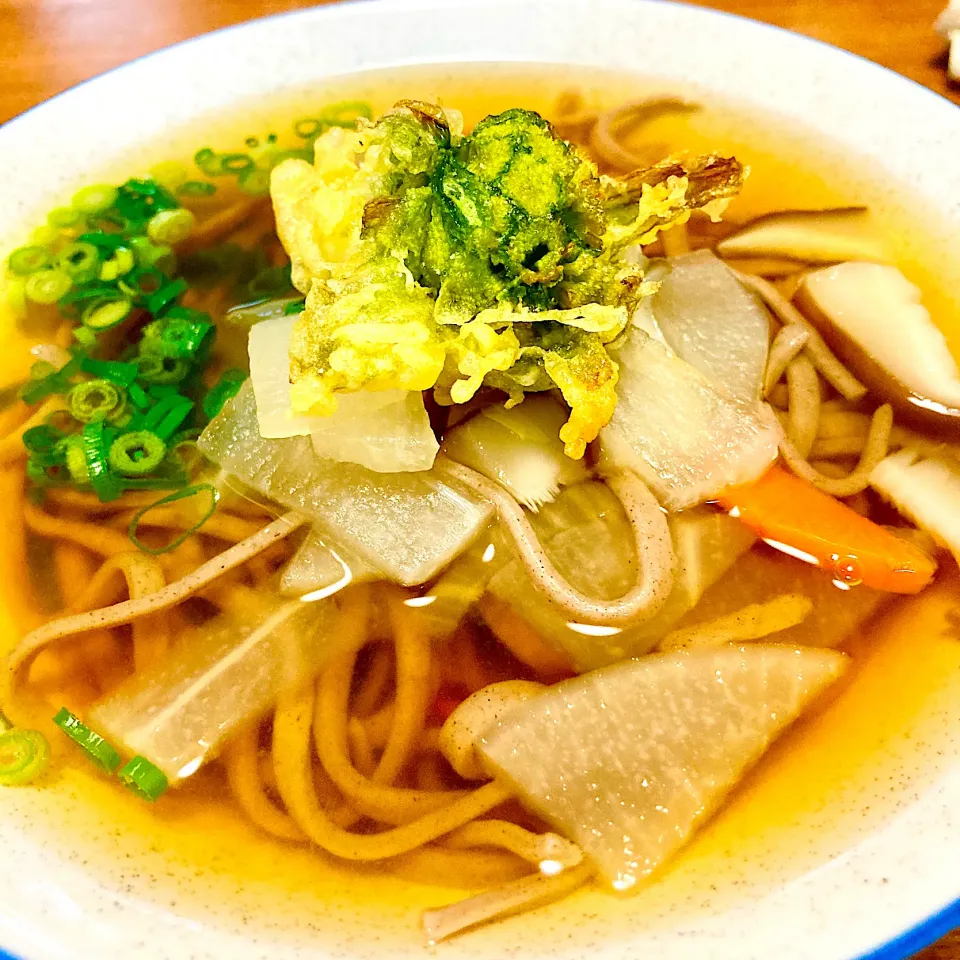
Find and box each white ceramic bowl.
[2,1,960,958]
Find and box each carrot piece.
[716,466,936,594]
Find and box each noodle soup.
[1,64,959,949]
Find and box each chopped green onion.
[135,353,189,385]
[283,299,306,315]
[24,269,72,305]
[121,266,165,298]
[69,379,126,423]
[128,236,174,270]
[202,368,247,419]
[115,178,178,223]
[80,357,139,387]
[99,246,136,282]
[82,299,132,330]
[127,382,150,408]
[128,482,219,554]
[0,728,51,786]
[140,394,193,440]
[60,281,120,306]
[61,435,88,484]
[109,430,166,475]
[56,242,100,282]
[77,231,127,252]
[118,755,169,802]
[177,180,216,198]
[147,208,195,246]
[8,245,51,276]
[47,206,85,229]
[146,277,188,317]
[19,354,82,404]
[237,168,271,196]
[73,326,97,349]
[72,184,119,215]
[81,421,123,501]
[23,425,66,467]
[53,707,122,773]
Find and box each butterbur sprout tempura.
[1,76,958,941]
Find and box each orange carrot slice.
[716,466,936,594]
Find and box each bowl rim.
[1,2,959,959]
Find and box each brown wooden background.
[1,0,958,955]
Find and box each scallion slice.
[53,707,121,773]
[72,184,119,215]
[202,369,246,419]
[47,206,85,229]
[128,482,219,554]
[7,245,51,276]
[109,430,166,476]
[69,379,126,423]
[81,421,123,502]
[147,209,195,246]
[24,269,72,305]
[0,729,51,786]
[118,756,169,802]
[82,299,132,330]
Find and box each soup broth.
[1,63,959,953]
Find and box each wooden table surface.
[1,0,958,956]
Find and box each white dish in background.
[1,1,960,958]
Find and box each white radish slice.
[280,526,380,598]
[479,645,848,891]
[796,262,960,438]
[716,207,887,263]
[600,329,781,510]
[198,382,492,585]
[651,249,769,403]
[870,449,960,565]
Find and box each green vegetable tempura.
[271,100,745,456]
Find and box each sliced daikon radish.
[871,450,960,565]
[480,645,847,890]
[199,383,492,585]
[716,208,886,263]
[440,396,588,511]
[280,526,380,597]
[795,263,960,438]
[651,249,769,403]
[90,592,338,782]
[600,329,781,510]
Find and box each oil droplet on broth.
[830,554,863,588]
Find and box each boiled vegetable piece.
[280,526,380,597]
[650,250,769,403]
[198,382,492,585]
[479,645,848,890]
[716,208,886,264]
[795,262,960,438]
[90,592,337,782]
[717,466,936,594]
[871,450,960,565]
[440,395,588,511]
[600,329,781,510]
[486,483,755,670]
[249,315,439,470]
[308,389,439,473]
[672,544,887,649]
